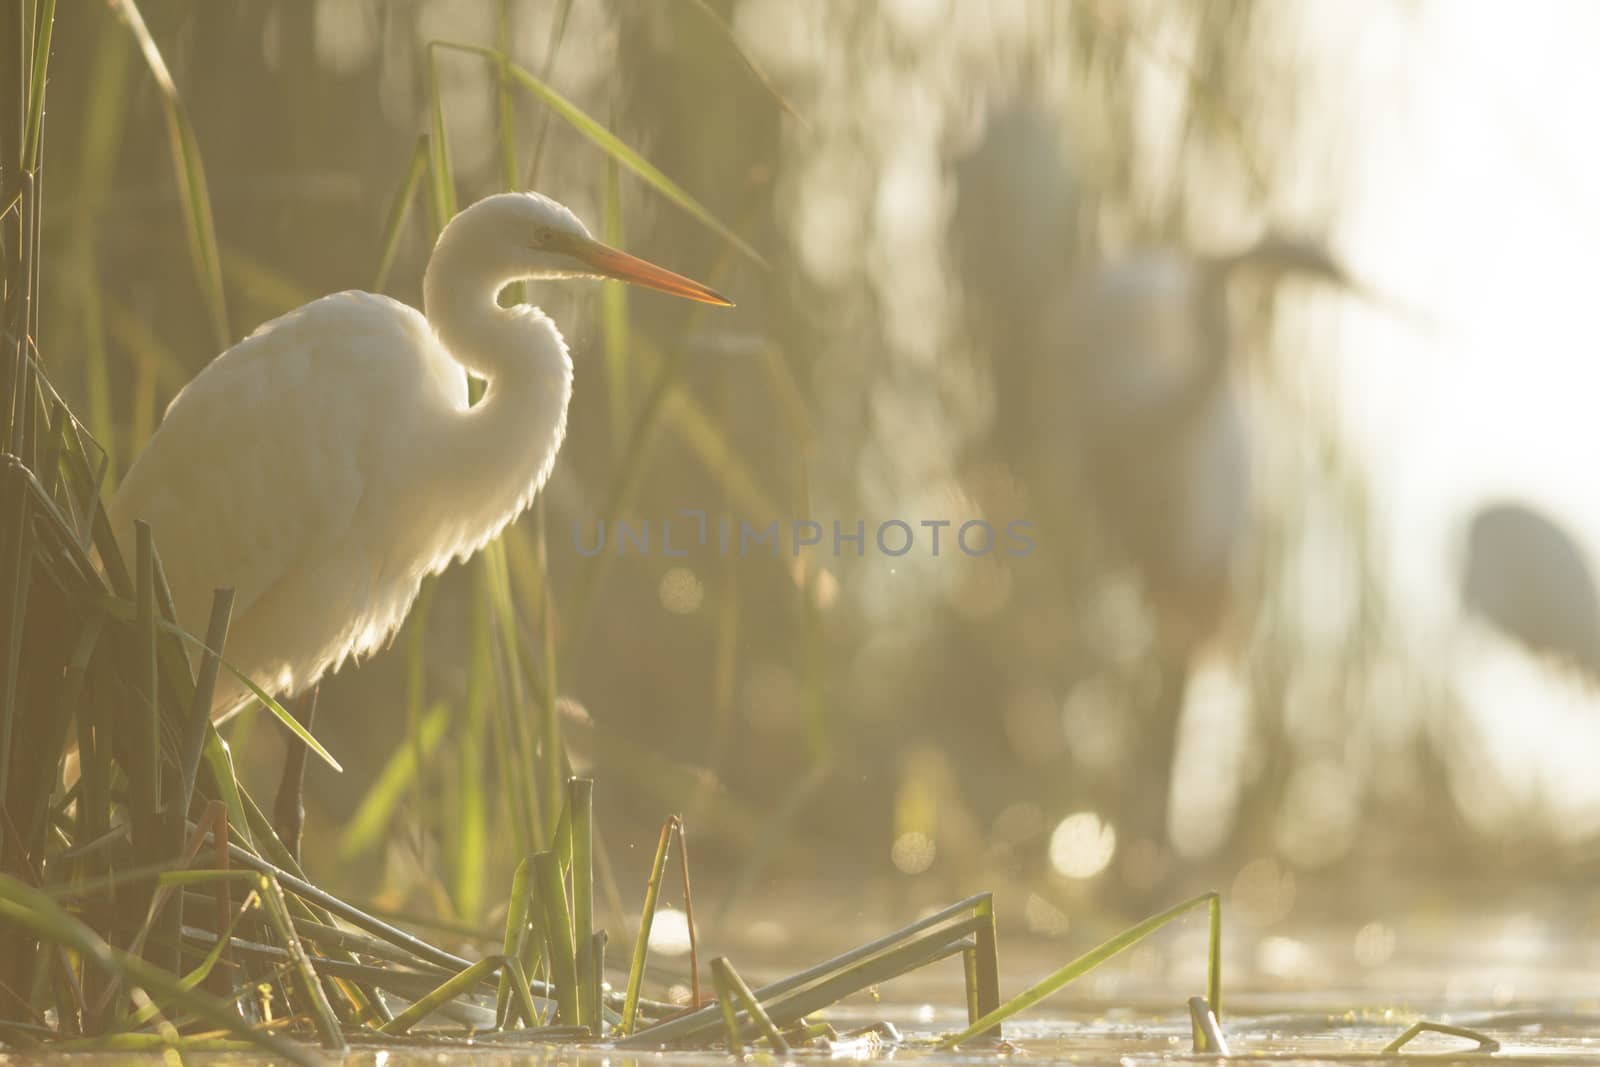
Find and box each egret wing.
[108,292,456,661]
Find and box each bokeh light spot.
[648,908,692,957]
[1048,812,1117,879]
[658,567,705,615]
[891,831,937,874]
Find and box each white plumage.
[109,191,729,716]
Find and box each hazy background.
[29,0,1600,967]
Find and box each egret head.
[443,192,731,306]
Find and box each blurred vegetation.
[6,0,1591,994]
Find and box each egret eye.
[536,226,556,246]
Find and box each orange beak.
[572,237,733,307]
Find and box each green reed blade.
[532,848,580,1026]
[374,134,430,292]
[939,892,1220,1048]
[338,700,449,860]
[256,872,345,1050]
[684,0,810,130]
[1188,995,1230,1055]
[619,815,675,1035]
[424,43,458,233]
[0,874,318,1067]
[132,521,160,841]
[600,120,629,450]
[98,594,342,774]
[496,856,534,1028]
[711,962,743,1055]
[108,0,229,350]
[569,778,595,1028]
[625,892,987,1046]
[379,954,499,1035]
[179,587,232,811]
[1209,890,1222,1020]
[710,957,788,1052]
[430,40,764,267]
[523,0,573,187]
[19,0,54,174]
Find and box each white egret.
[108,191,731,853]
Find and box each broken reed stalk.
[569,777,596,1029]
[710,957,788,1053]
[673,815,703,1009]
[532,848,580,1027]
[619,814,675,1035]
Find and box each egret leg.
[1117,657,1187,905]
[273,686,319,863]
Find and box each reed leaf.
[107,0,229,350]
[374,135,430,293]
[569,777,596,1028]
[532,848,580,1026]
[93,594,343,773]
[938,892,1221,1048]
[710,957,788,1052]
[378,955,498,1036]
[624,892,988,1046]
[684,0,810,129]
[0,874,318,1067]
[619,815,675,1035]
[338,700,449,860]
[495,856,536,1028]
[429,40,763,267]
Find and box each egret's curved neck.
[420,236,573,553]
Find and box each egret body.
[1061,236,1348,645]
[110,192,729,719]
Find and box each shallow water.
[10,911,1600,1066]
[12,998,1600,1067]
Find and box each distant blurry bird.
[1061,237,1347,645]
[950,103,1354,880]
[108,191,731,856]
[1460,501,1600,681]
[1050,236,1349,864]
